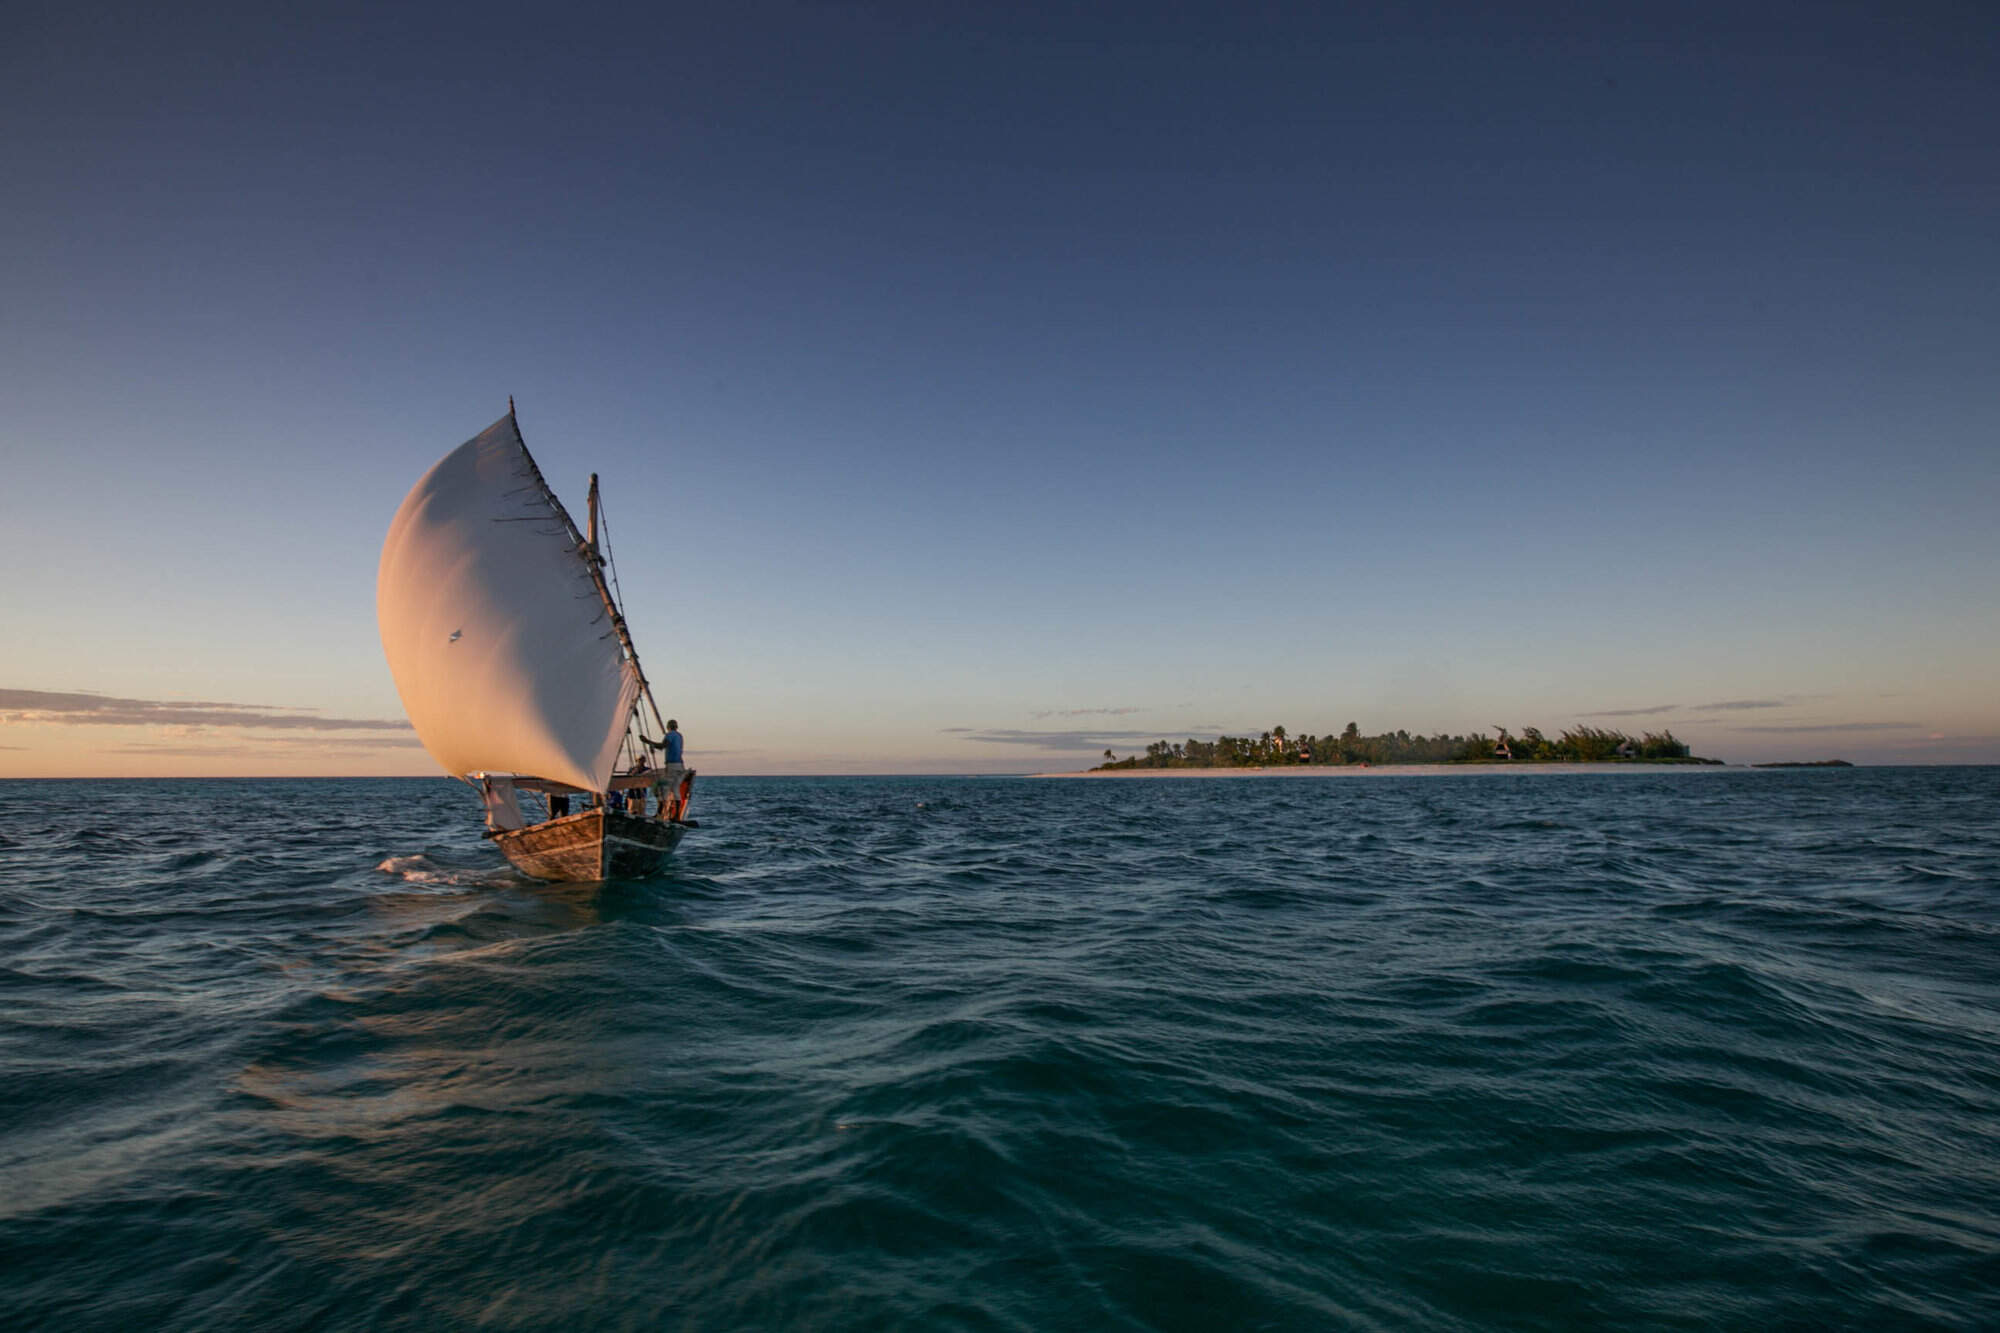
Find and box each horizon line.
[8,763,1998,780]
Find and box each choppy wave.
[2,770,1998,1330]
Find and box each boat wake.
[374,854,523,889]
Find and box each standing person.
[661,720,687,820]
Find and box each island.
[1090,724,1723,770]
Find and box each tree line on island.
[1093,723,1719,769]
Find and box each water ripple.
[1,770,1998,1329]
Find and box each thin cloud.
[98,737,429,758]
[1587,698,1791,718]
[1915,733,2000,749]
[959,728,1170,752]
[101,736,426,754]
[1,688,410,732]
[1734,721,1920,733]
[1028,707,1144,720]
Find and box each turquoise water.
[2,770,1997,1329]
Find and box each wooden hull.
[492,809,687,882]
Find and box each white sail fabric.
[378,414,641,792]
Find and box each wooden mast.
[585,470,669,760]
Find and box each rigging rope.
[597,488,628,620]
[594,486,660,772]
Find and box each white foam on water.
[374,854,519,889]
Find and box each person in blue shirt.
[648,719,689,820]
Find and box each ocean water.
[2,769,1997,1330]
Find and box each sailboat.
[377,401,695,881]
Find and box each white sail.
[378,413,641,792]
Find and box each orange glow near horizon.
[0,723,441,779]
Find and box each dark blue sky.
[4,0,1996,771]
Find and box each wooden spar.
[503,406,671,776]
[578,470,671,757]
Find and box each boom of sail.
[378,412,641,792]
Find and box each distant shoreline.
[1034,763,1744,778]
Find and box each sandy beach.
[1034,763,1736,778]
